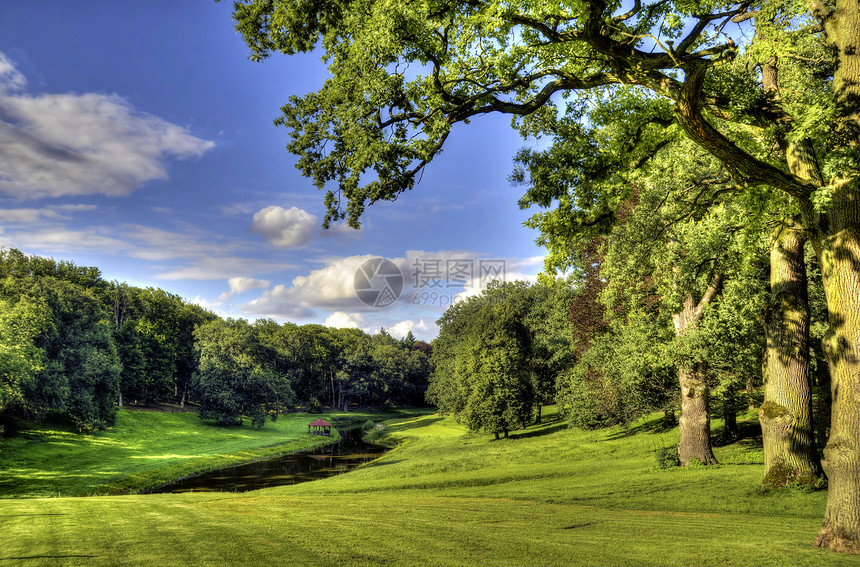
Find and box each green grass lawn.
[1,407,857,566]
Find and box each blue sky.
[0,1,546,341]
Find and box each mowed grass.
[0,407,425,497]
[1,408,857,566]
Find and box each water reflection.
[147,428,386,493]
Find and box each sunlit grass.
[0,407,429,497]
[0,407,852,565]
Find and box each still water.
[146,428,386,494]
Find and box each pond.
[146,428,387,494]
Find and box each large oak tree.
[227,0,860,552]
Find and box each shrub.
[656,446,680,468]
[363,419,375,431]
[307,397,322,414]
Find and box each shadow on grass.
[509,422,569,440]
[387,416,445,432]
[603,417,673,440]
[713,419,763,448]
[362,459,403,468]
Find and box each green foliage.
[559,310,676,428]
[0,248,430,436]
[307,396,322,413]
[430,281,561,436]
[0,294,51,416]
[192,319,295,428]
[656,446,680,469]
[0,260,122,431]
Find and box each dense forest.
[0,248,431,433]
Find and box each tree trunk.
[813,184,860,553]
[746,377,756,410]
[663,409,676,427]
[816,360,831,449]
[118,391,123,407]
[760,217,825,488]
[813,2,860,547]
[535,404,542,425]
[672,277,721,466]
[677,364,718,465]
[672,0,860,550]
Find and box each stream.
[147,428,387,494]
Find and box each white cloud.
[0,208,62,223]
[243,254,377,318]
[0,219,293,282]
[50,204,98,213]
[0,204,99,224]
[216,276,271,302]
[241,250,543,319]
[321,221,361,239]
[154,257,293,281]
[289,254,378,303]
[324,311,364,329]
[3,227,130,253]
[250,206,318,247]
[219,203,256,217]
[0,51,215,199]
[190,295,218,310]
[388,318,431,339]
[0,53,26,92]
[122,224,240,262]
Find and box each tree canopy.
[228,0,860,552]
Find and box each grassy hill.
[0,407,423,497]
[0,407,855,566]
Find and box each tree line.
[0,248,431,433]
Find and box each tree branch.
[674,62,814,199]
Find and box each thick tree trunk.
[812,0,860,548]
[678,364,718,465]
[672,0,860,551]
[760,218,825,488]
[816,360,831,449]
[672,280,721,466]
[814,186,860,553]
